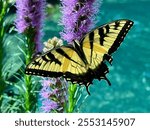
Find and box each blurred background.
[3,0,150,112]
[45,0,150,112]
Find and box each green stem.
[24,34,35,112]
[24,75,31,112]
[67,84,77,113]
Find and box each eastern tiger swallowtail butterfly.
[25,19,134,95]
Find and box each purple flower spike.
[40,77,68,113]
[40,78,57,98]
[40,84,51,99]
[15,0,46,52]
[41,78,56,87]
[60,0,102,43]
[41,99,58,113]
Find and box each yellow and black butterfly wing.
[25,45,88,79]
[26,19,134,94]
[80,19,134,85]
[81,19,134,65]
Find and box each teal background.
[46,0,150,112]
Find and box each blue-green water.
[45,1,150,113]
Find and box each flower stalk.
[67,84,77,112]
[15,0,46,112]
[24,32,35,112]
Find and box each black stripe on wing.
[98,24,110,46]
[73,41,89,65]
[55,47,84,66]
[88,31,94,63]
[108,20,134,54]
[42,51,61,65]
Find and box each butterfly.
[25,19,134,95]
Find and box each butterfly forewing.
[81,19,134,68]
[26,46,87,77]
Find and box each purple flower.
[15,0,46,52]
[40,79,58,98]
[41,78,56,87]
[60,0,102,42]
[41,99,58,113]
[40,84,51,99]
[40,78,68,113]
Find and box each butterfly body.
[25,19,134,94]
